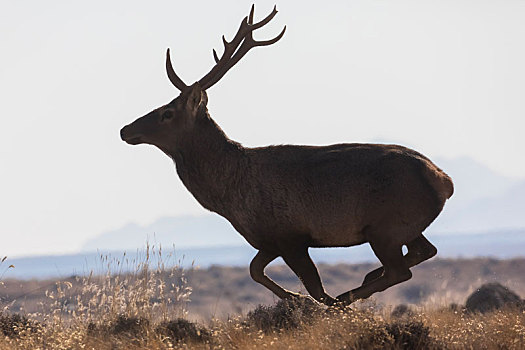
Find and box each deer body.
[174,113,451,252]
[121,6,453,306]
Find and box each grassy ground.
[1,248,524,349]
[1,298,524,349]
[3,257,525,321]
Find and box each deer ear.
[186,83,207,116]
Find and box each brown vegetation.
[1,250,524,348]
[2,257,525,320]
[1,295,524,349]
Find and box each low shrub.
[156,318,210,343]
[245,296,323,332]
[386,320,432,349]
[0,312,38,338]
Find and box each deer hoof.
[286,293,320,306]
[336,291,357,305]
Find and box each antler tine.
[166,48,189,91]
[250,5,278,31]
[206,16,251,73]
[248,4,255,24]
[213,35,231,64]
[199,5,285,90]
[252,25,287,46]
[204,25,285,88]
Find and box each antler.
[165,5,285,92]
[166,48,189,91]
[199,5,286,90]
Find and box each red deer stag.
[120,5,454,306]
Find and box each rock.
[465,282,522,313]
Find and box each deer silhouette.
[120,5,453,306]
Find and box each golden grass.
[3,304,523,349]
[1,249,524,349]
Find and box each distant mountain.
[8,230,525,280]
[432,180,525,232]
[434,156,520,204]
[8,156,523,280]
[82,215,245,252]
[429,157,525,233]
[82,156,525,251]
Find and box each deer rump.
[234,143,453,254]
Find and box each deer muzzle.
[120,124,144,145]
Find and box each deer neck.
[167,113,247,217]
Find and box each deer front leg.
[282,248,337,306]
[250,250,299,299]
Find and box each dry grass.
[4,257,525,321]
[2,300,523,349]
[1,250,524,349]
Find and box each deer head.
[120,5,286,151]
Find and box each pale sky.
[1,0,524,257]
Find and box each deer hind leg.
[337,233,412,304]
[282,248,337,306]
[250,250,299,300]
[361,234,437,285]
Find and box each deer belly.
[308,226,367,248]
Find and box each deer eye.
[160,110,173,121]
